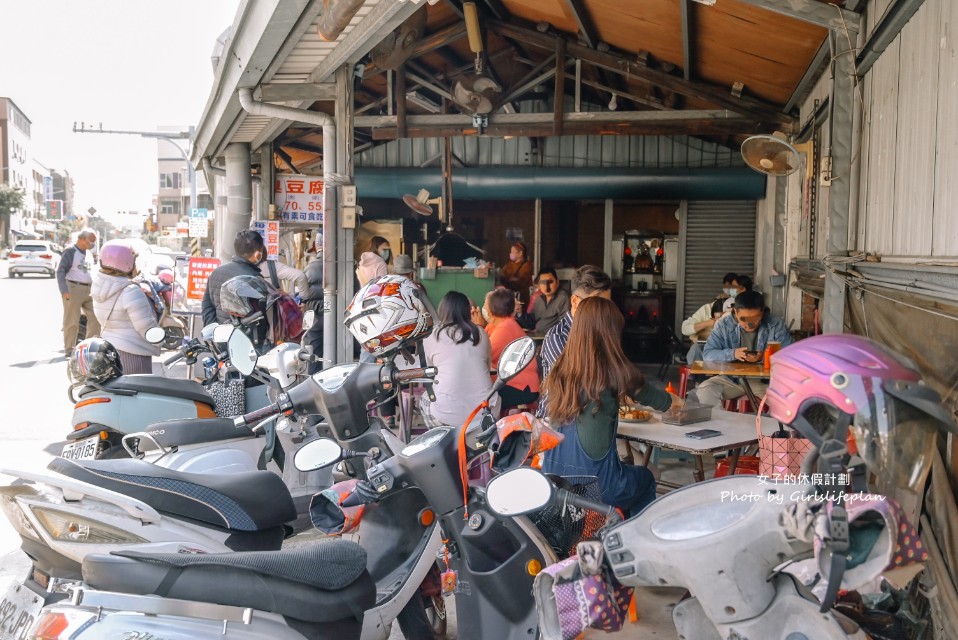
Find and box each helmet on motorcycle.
[344,275,432,357]
[220,275,271,319]
[99,241,137,275]
[69,337,123,385]
[156,267,175,286]
[766,334,957,492]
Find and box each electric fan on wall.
[741,133,802,177]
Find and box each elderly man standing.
[56,229,100,353]
[694,290,792,407]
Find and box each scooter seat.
[82,542,377,626]
[142,417,256,449]
[80,375,214,406]
[47,457,296,532]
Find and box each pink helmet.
[99,241,137,274]
[767,334,956,491]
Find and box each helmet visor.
[850,396,937,493]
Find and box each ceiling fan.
[451,2,501,118]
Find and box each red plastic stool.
[736,397,753,413]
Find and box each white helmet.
[345,275,432,357]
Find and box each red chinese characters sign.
[186,257,220,301]
[275,174,324,224]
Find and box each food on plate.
[618,406,652,421]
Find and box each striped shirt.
[536,311,573,417]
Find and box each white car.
[8,240,60,278]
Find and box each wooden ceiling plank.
[491,19,795,128]
[734,0,860,33]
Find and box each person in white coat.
[92,241,159,374]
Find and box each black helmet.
[69,338,123,385]
[220,275,270,318]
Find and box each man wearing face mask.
[520,267,570,334]
[202,229,270,326]
[693,290,791,407]
[356,235,391,286]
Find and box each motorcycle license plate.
[0,582,43,640]
[61,435,99,461]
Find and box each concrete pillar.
[221,142,252,263]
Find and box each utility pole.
[73,122,198,242]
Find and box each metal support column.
[335,65,354,363]
[822,30,855,333]
[533,199,542,276]
[603,199,613,278]
[222,142,253,264]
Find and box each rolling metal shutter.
[681,201,757,320]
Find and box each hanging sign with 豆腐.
[275,174,324,224]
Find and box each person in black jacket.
[201,230,267,327]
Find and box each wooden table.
[617,408,778,484]
[690,360,769,408]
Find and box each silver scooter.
[485,467,872,640]
[25,335,554,640]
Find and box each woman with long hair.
[420,291,499,427]
[541,296,679,515]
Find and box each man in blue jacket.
[694,290,791,407]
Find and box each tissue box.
[661,402,713,425]
[474,265,490,278]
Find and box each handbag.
[266,261,305,342]
[756,397,811,480]
[533,542,634,640]
[206,373,246,417]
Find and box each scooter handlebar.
[234,397,287,427]
[556,488,621,523]
[163,350,186,366]
[393,367,437,382]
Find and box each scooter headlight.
[30,507,148,544]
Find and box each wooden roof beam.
[365,22,468,72]
[490,20,796,129]
[362,110,776,140]
[680,0,695,81]
[563,0,599,49]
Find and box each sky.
[0,0,240,225]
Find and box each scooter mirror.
[302,309,315,332]
[144,327,167,344]
[496,337,536,382]
[485,467,554,516]
[212,324,234,344]
[294,438,343,471]
[227,329,258,376]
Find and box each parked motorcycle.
[485,466,876,639]
[19,333,552,640]
[62,319,312,466]
[135,271,189,351]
